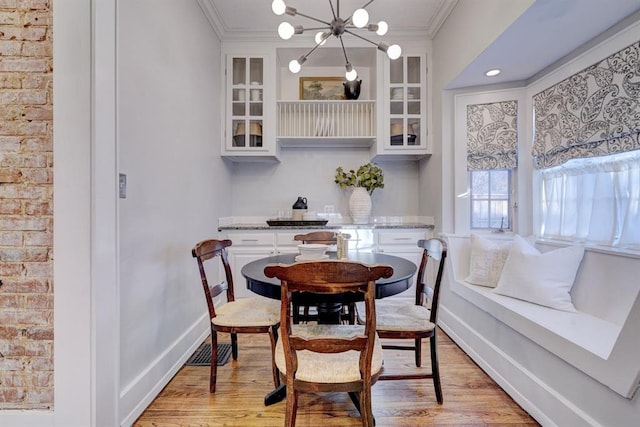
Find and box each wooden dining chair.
[192,239,280,393]
[357,237,447,404]
[264,260,393,427]
[293,231,354,323]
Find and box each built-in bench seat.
[445,234,640,398]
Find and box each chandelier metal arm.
[343,27,379,48]
[294,11,331,27]
[276,0,398,78]
[338,35,350,64]
[300,37,328,63]
[299,26,328,32]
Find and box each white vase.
[349,187,372,224]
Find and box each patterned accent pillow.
[465,233,535,287]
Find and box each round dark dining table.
[241,251,418,406]
[241,251,418,302]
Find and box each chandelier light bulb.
[289,59,301,73]
[352,8,369,28]
[376,21,388,36]
[315,31,328,45]
[387,44,402,60]
[278,22,295,40]
[271,0,286,15]
[277,1,400,76]
[345,67,358,81]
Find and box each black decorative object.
[343,79,362,100]
[266,219,328,227]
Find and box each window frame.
[469,169,514,231]
[453,88,528,236]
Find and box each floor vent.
[186,342,231,366]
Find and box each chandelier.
[272,0,401,81]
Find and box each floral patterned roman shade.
[466,100,518,170]
[532,40,640,169]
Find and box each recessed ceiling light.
[485,69,501,77]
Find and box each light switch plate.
[119,173,127,198]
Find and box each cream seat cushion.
[275,324,383,383]
[211,297,280,327]
[356,300,435,332]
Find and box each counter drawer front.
[228,233,275,246]
[276,232,300,247]
[377,231,426,245]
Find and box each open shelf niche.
[276,47,378,147]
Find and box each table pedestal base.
[317,302,343,324]
[264,384,286,406]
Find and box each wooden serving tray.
[266,219,329,227]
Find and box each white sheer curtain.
[539,150,640,249]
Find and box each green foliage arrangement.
[334,162,385,195]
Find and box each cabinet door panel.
[227,248,275,299]
[376,229,427,297]
[223,53,277,160]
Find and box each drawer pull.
[393,237,413,241]
[241,239,259,242]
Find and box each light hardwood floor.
[134,329,539,426]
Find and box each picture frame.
[299,77,344,100]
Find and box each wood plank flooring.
[134,329,539,426]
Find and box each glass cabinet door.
[230,56,264,149]
[388,55,423,148]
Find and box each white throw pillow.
[493,235,585,312]
[465,233,533,288]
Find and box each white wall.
[117,1,227,424]
[428,0,534,233]
[435,4,640,426]
[228,150,419,218]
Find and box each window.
[470,170,511,230]
[453,90,523,235]
[538,150,640,249]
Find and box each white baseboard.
[118,314,210,427]
[439,305,602,427]
[0,411,53,427]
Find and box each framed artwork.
[299,77,344,100]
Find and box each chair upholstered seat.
[264,260,393,426]
[274,324,383,383]
[356,238,447,405]
[192,239,280,394]
[357,300,435,332]
[212,297,280,327]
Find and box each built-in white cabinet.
[221,227,431,298]
[275,231,303,253]
[221,53,278,161]
[221,45,430,161]
[276,100,376,148]
[375,229,431,297]
[375,53,429,159]
[223,232,276,299]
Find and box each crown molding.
[427,0,459,38]
[197,0,223,40]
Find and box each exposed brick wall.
[0,0,53,410]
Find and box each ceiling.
[448,0,640,89]
[201,0,640,88]
[203,0,458,39]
